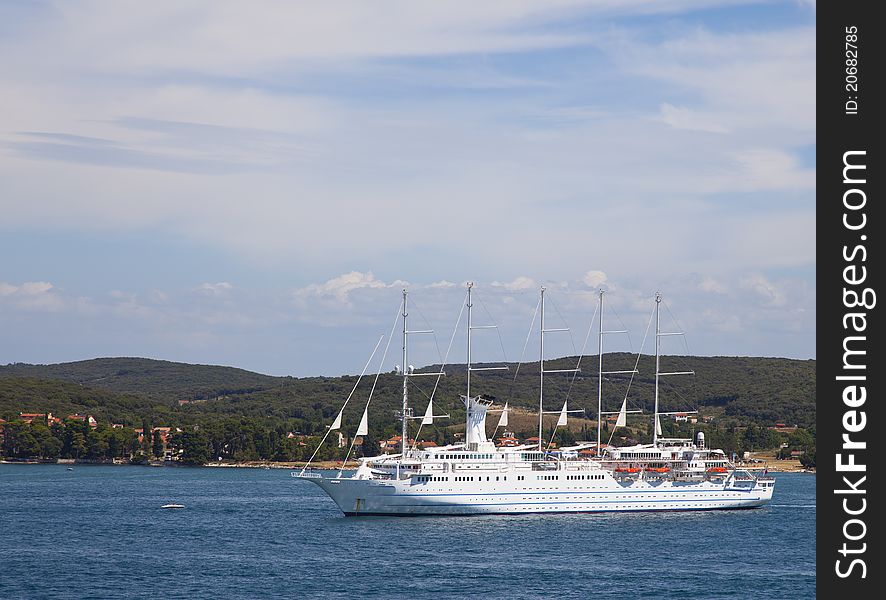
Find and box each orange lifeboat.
[649,467,670,473]
[615,467,640,473]
[707,466,728,473]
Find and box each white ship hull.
[302,474,774,516]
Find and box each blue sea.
[0,465,815,599]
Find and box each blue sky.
[0,1,815,376]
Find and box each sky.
[0,0,816,376]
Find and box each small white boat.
[160,504,185,509]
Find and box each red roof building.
[20,412,51,424]
[496,436,520,447]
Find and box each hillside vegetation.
[0,355,815,465]
[1,354,814,430]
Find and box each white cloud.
[0,281,64,311]
[194,282,234,295]
[428,280,458,288]
[582,270,608,288]
[491,276,537,291]
[296,271,388,303]
[740,273,787,307]
[0,270,814,374]
[732,148,814,191]
[1,281,53,296]
[698,277,727,294]
[658,103,730,134]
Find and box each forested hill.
[0,355,815,432]
[0,357,282,399]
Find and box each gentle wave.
[1,465,817,599]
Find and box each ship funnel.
[696,431,705,449]
[462,395,493,449]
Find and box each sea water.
[0,465,815,599]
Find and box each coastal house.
[177,398,207,406]
[380,435,416,450]
[768,423,798,433]
[153,427,172,442]
[286,432,308,446]
[19,412,62,426]
[672,413,698,424]
[67,414,98,428]
[496,435,520,447]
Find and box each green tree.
[359,435,380,457]
[799,448,816,468]
[557,428,576,447]
[152,430,164,458]
[70,432,87,458]
[788,428,815,450]
[86,429,109,458]
[177,429,210,465]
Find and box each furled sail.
[330,410,343,431]
[557,401,568,427]
[421,399,434,425]
[497,402,509,428]
[655,413,662,437]
[356,405,369,437]
[615,399,627,428]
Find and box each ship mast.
[463,282,507,445]
[536,286,577,452]
[653,292,661,445]
[538,287,545,450]
[466,282,473,435]
[466,283,475,433]
[401,289,409,456]
[652,291,694,445]
[597,290,604,456]
[399,289,446,456]
[467,282,473,398]
[595,290,638,454]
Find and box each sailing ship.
[298,284,775,516]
